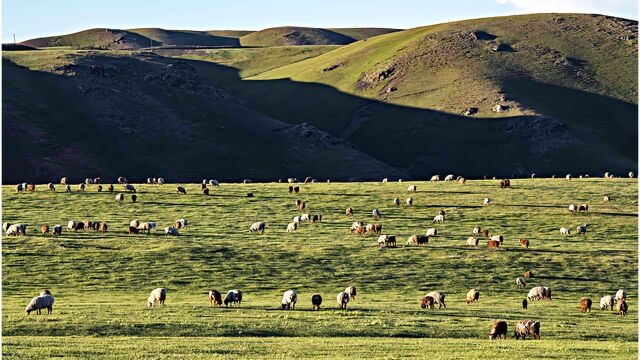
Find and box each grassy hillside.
[327,27,401,40]
[239,27,358,47]
[127,28,241,47]
[20,28,156,50]
[2,178,637,358]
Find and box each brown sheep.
[487,240,500,249]
[41,224,50,235]
[298,201,305,210]
[100,223,108,233]
[373,224,382,234]
[482,229,489,238]
[524,271,534,279]
[579,298,592,312]
[352,226,366,235]
[209,289,222,306]
[617,299,628,316]
[519,239,530,249]
[203,188,209,195]
[295,199,302,208]
[421,295,435,309]
[345,207,353,216]
[500,179,511,188]
[128,226,139,235]
[200,183,207,190]
[293,186,300,194]
[489,321,508,340]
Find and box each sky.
[2,0,638,43]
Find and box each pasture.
[2,178,637,358]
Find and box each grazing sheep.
[100,223,108,233]
[566,174,572,180]
[6,224,25,236]
[97,185,103,192]
[24,292,55,315]
[600,295,615,310]
[176,186,186,195]
[490,235,504,244]
[458,177,466,184]
[115,193,125,203]
[560,227,571,235]
[78,183,86,191]
[67,220,76,231]
[615,289,627,301]
[482,229,489,238]
[393,198,400,206]
[432,214,444,223]
[337,291,350,309]
[466,289,480,304]
[147,178,153,184]
[604,196,610,203]
[576,224,589,236]
[295,199,302,208]
[372,209,381,218]
[41,224,50,235]
[122,184,135,193]
[15,183,23,192]
[578,204,589,212]
[223,289,243,307]
[527,287,545,301]
[568,204,577,212]
[293,216,301,224]
[158,178,165,185]
[430,175,440,181]
[629,172,635,178]
[345,286,357,301]
[128,226,139,235]
[48,183,55,191]
[174,219,188,229]
[311,294,323,310]
[472,227,481,236]
[298,201,305,210]
[107,184,114,192]
[516,277,526,288]
[426,228,437,237]
[489,321,508,340]
[345,207,353,216]
[117,177,127,184]
[407,185,417,193]
[85,178,93,185]
[73,222,85,231]
[293,186,300,194]
[138,223,152,233]
[164,226,179,236]
[130,219,140,228]
[60,177,67,185]
[483,198,491,206]
[604,172,611,178]
[617,299,628,316]
[487,240,500,249]
[287,222,297,233]
[421,295,435,309]
[282,290,298,310]
[147,288,167,307]
[300,213,310,222]
[288,186,294,193]
[366,224,375,233]
[466,236,479,247]
[579,298,592,312]
[444,174,454,181]
[249,222,266,234]
[408,235,429,245]
[514,319,532,340]
[519,239,529,249]
[524,271,534,279]
[406,197,413,206]
[500,179,511,188]
[312,214,322,223]
[425,291,446,309]
[377,235,396,247]
[522,299,528,309]
[53,225,62,235]
[209,180,219,187]
[202,188,209,195]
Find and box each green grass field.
[2,178,637,358]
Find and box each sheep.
[516,277,526,288]
[500,179,511,188]
[604,171,611,178]
[576,224,589,236]
[60,177,67,185]
[97,185,103,192]
[73,222,85,231]
[125,184,136,193]
[287,222,297,233]
[15,183,23,192]
[432,215,444,223]
[522,299,528,309]
[527,286,545,301]
[295,199,302,208]
[100,223,108,233]
[311,294,323,310]
[345,207,353,216]
[406,197,413,206]
[287,178,297,183]
[6,224,26,236]
[491,235,504,244]
[579,298,593,313]
[600,295,615,310]
[407,185,417,193]
[138,223,152,233]
[293,186,300,194]
[224,289,243,307]
[158,178,165,185]
[53,225,62,235]
[514,319,532,340]
[421,295,435,309]
[426,228,437,237]
[466,289,480,304]
[408,235,429,245]
[524,271,534,279]
[117,177,128,184]
[209,180,219,187]
[458,177,466,184]
[176,186,186,195]
[487,240,500,249]
[430,175,440,181]
[482,229,489,238]
[300,213,310,222]
[41,224,50,235]
[2,222,10,233]
[147,178,153,184]
[466,236,479,247]
[164,226,179,236]
[617,299,628,316]
[249,222,266,234]
[78,183,86,192]
[174,219,188,229]
[519,239,529,249]
[107,184,113,192]
[336,291,350,309]
[629,172,635,178]
[288,186,294,194]
[472,227,481,236]
[47,183,55,191]
[604,195,610,203]
[425,291,446,309]
[147,288,167,307]
[377,235,396,247]
[372,224,382,234]
[312,214,322,223]
[67,220,76,231]
[483,198,491,206]
[345,286,357,301]
[293,216,301,224]
[560,227,571,235]
[366,224,375,233]
[202,188,209,195]
[615,289,627,301]
[24,292,55,315]
[128,226,139,235]
[372,209,381,219]
[568,204,577,212]
[489,321,508,340]
[578,204,588,212]
[281,290,297,310]
[393,198,400,206]
[444,174,454,181]
[130,219,140,228]
[85,178,93,185]
[298,201,305,210]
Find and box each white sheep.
[566,174,572,180]
[615,289,627,301]
[158,178,165,185]
[164,226,179,236]
[67,220,76,231]
[382,178,388,183]
[527,286,545,300]
[174,219,188,229]
[406,197,413,206]
[130,219,140,228]
[560,227,571,235]
[393,198,400,206]
[6,224,26,236]
[472,227,481,236]
[629,172,635,178]
[576,224,588,236]
[209,180,219,187]
[483,198,491,206]
[407,185,417,193]
[25,292,55,315]
[466,237,479,247]
[490,235,504,244]
[432,215,444,223]
[281,290,297,310]
[115,193,124,202]
[444,174,454,181]
[249,222,266,234]
[293,216,301,224]
[516,277,526,288]
[147,288,167,307]
[224,289,243,307]
[600,295,615,310]
[430,175,440,181]
[287,222,297,233]
[568,204,577,212]
[300,213,310,222]
[372,209,381,218]
[426,228,438,237]
[425,291,446,309]
[336,291,350,309]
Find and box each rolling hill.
[238,27,398,46]
[4,14,638,182]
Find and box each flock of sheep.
[10,172,635,340]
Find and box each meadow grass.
[2,178,637,358]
